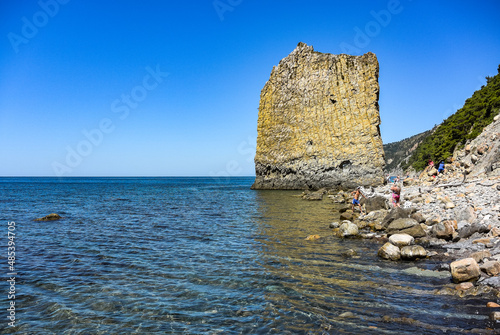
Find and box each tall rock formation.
[252,42,385,190]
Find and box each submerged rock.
[34,213,62,221]
[338,221,359,238]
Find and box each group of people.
[428,159,446,175]
[350,160,446,214]
[350,180,401,215]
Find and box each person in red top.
[391,184,401,207]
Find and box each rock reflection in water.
[252,190,494,334]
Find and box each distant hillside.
[383,129,434,172]
[402,65,500,171]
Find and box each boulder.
[458,223,490,239]
[401,245,427,260]
[360,195,388,212]
[362,209,387,223]
[398,224,427,238]
[340,211,354,221]
[450,258,481,283]
[480,261,500,276]
[386,218,418,235]
[454,206,476,224]
[328,194,345,203]
[378,242,401,261]
[34,213,62,221]
[338,221,359,238]
[470,250,491,263]
[302,189,326,200]
[425,215,441,226]
[329,222,340,229]
[381,207,411,228]
[432,220,456,240]
[411,212,426,223]
[389,234,414,247]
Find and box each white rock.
[389,233,414,247]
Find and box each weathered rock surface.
[450,258,481,283]
[378,242,401,261]
[252,42,385,190]
[381,207,411,228]
[361,195,388,212]
[401,245,427,260]
[389,233,414,247]
[338,221,359,237]
[480,261,500,276]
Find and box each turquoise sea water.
[0,177,497,334]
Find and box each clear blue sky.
[1,0,499,176]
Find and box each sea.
[0,177,498,334]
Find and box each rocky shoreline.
[303,115,500,322]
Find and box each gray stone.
[458,223,489,239]
[482,276,500,288]
[362,209,387,223]
[381,207,411,228]
[454,206,477,224]
[480,261,500,276]
[398,224,427,238]
[386,218,418,235]
[432,220,456,240]
[302,189,327,200]
[410,212,426,223]
[470,250,491,263]
[361,195,389,212]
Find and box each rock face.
[252,42,385,190]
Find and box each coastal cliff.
[252,42,385,190]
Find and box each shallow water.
[0,177,497,334]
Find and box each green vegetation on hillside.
[404,65,500,171]
[383,129,433,172]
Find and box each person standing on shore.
[351,187,367,214]
[437,161,445,175]
[391,184,401,207]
